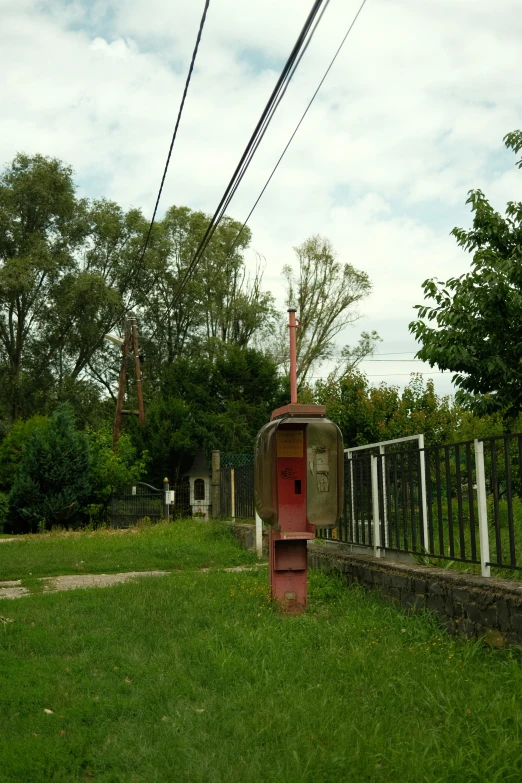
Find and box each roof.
[186,448,210,477]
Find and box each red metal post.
[288,307,298,404]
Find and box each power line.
[171,0,328,306]
[137,0,211,269]
[220,0,369,260]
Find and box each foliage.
[84,429,149,523]
[7,404,91,533]
[410,132,522,419]
[0,491,7,532]
[139,344,284,483]
[281,235,374,384]
[309,371,461,447]
[0,414,49,492]
[138,205,276,385]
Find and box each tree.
[409,132,522,418]
[8,404,91,533]
[0,414,49,492]
[136,344,284,484]
[138,206,276,385]
[0,153,83,420]
[0,154,153,425]
[85,429,148,523]
[308,371,460,448]
[281,235,375,385]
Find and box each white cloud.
[2,0,522,399]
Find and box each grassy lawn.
[1,524,522,782]
[0,521,258,581]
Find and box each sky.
[2,0,522,397]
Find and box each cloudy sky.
[2,0,522,395]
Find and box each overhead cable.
[172,0,327,304]
[224,0,369,258]
[137,0,211,269]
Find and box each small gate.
[111,482,164,528]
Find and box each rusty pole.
[113,323,131,451]
[129,312,145,427]
[288,307,298,404]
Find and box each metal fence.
[318,433,522,578]
[110,478,191,527]
[219,453,255,520]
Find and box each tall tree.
[0,153,83,419]
[280,235,375,385]
[138,205,276,384]
[409,132,522,418]
[0,154,152,422]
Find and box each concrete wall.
[223,520,522,647]
[220,521,268,556]
[309,544,522,647]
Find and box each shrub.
[0,415,49,492]
[8,404,91,533]
[85,429,148,524]
[0,492,8,532]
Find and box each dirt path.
[0,563,267,600]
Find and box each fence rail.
[317,433,522,578]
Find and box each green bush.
[8,404,91,533]
[0,415,49,492]
[0,492,8,532]
[84,429,148,525]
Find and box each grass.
[0,521,258,581]
[1,524,522,781]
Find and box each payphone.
[254,309,344,612]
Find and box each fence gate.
[111,482,164,528]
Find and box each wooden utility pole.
[112,312,145,451]
[129,313,145,427]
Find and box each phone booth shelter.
[255,403,343,612]
[186,449,211,520]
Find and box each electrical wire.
[219,0,369,260]
[171,0,327,305]
[137,0,211,270]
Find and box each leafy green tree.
[410,132,522,418]
[138,345,284,483]
[308,371,460,448]
[280,235,375,385]
[138,206,276,385]
[84,429,149,523]
[0,153,84,420]
[0,414,49,492]
[8,404,91,532]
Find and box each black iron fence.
[110,478,191,528]
[317,433,522,578]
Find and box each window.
[194,478,205,501]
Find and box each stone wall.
[309,543,522,647]
[219,521,269,556]
[222,520,522,647]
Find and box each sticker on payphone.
[314,446,330,492]
[276,430,303,458]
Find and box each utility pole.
[109,312,145,452]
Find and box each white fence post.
[371,455,381,558]
[255,511,263,558]
[474,439,491,578]
[230,468,235,520]
[348,451,355,537]
[379,444,388,547]
[418,434,429,552]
